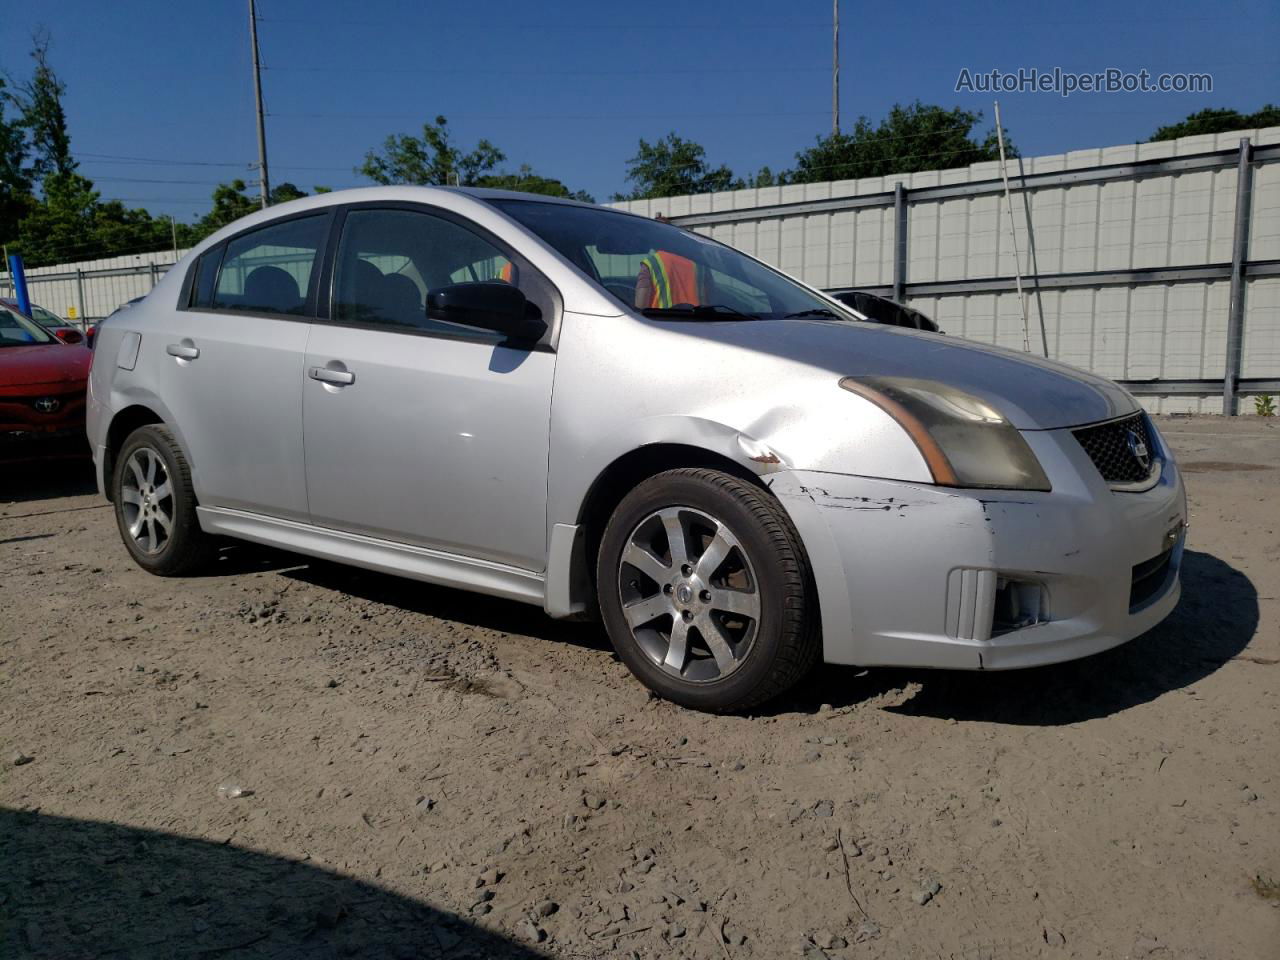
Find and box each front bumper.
[769,425,1187,670]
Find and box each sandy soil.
[2,415,1277,959]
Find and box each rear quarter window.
[187,248,224,309]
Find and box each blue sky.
[2,0,1276,221]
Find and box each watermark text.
[956,67,1212,98]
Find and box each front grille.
[1072,413,1157,484]
[0,393,79,412]
[1130,546,1173,610]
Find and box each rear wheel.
[597,468,819,712]
[112,424,214,576]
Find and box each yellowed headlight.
[840,376,1051,491]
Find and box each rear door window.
[212,215,328,316]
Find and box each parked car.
[829,289,940,332]
[87,187,1186,711]
[1,303,92,443]
[1,298,87,344]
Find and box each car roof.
[191,185,647,253]
[0,298,60,318]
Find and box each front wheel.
[112,424,214,576]
[596,468,819,712]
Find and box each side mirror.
[426,282,545,341]
[54,328,84,344]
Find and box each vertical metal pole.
[170,216,179,260]
[75,268,86,332]
[832,0,839,136]
[1223,137,1253,416]
[993,101,1030,353]
[149,262,159,290]
[249,0,271,208]
[893,182,907,303]
[8,253,31,317]
[1017,154,1050,358]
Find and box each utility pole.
[249,0,270,208]
[832,0,840,135]
[993,101,1032,354]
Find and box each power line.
[75,152,351,173]
[265,109,831,121]
[263,64,829,76]
[256,16,830,30]
[73,119,997,178]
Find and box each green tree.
[2,34,193,265]
[13,171,98,265]
[782,102,1013,184]
[192,179,259,238]
[14,32,76,181]
[269,181,308,204]
[742,166,779,188]
[1148,105,1280,142]
[614,133,737,200]
[90,197,180,257]
[11,171,184,266]
[0,75,35,246]
[476,164,594,202]
[359,116,504,186]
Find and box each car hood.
[0,343,91,389]
[670,317,1137,430]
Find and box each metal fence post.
[75,268,87,331]
[1223,137,1253,416]
[893,182,907,302]
[149,262,159,290]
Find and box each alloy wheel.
[617,506,761,682]
[119,447,174,555]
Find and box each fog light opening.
[992,577,1047,636]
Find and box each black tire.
[111,424,214,576]
[596,468,819,712]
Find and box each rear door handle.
[166,342,199,360]
[308,366,355,386]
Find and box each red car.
[0,302,92,444]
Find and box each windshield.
[30,305,65,326]
[490,199,859,322]
[0,304,56,346]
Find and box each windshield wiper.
[783,308,844,319]
[641,304,761,322]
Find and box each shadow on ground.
[286,560,612,653]
[284,548,1256,726]
[775,549,1258,725]
[0,447,96,505]
[0,808,547,960]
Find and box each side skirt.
[196,506,546,606]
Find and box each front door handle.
[166,342,199,360]
[308,366,355,386]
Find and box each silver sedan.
[87,188,1187,711]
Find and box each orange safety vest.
[498,260,515,283]
[639,251,705,308]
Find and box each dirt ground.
[2,415,1277,960]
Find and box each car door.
[153,212,329,522]
[301,204,556,571]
